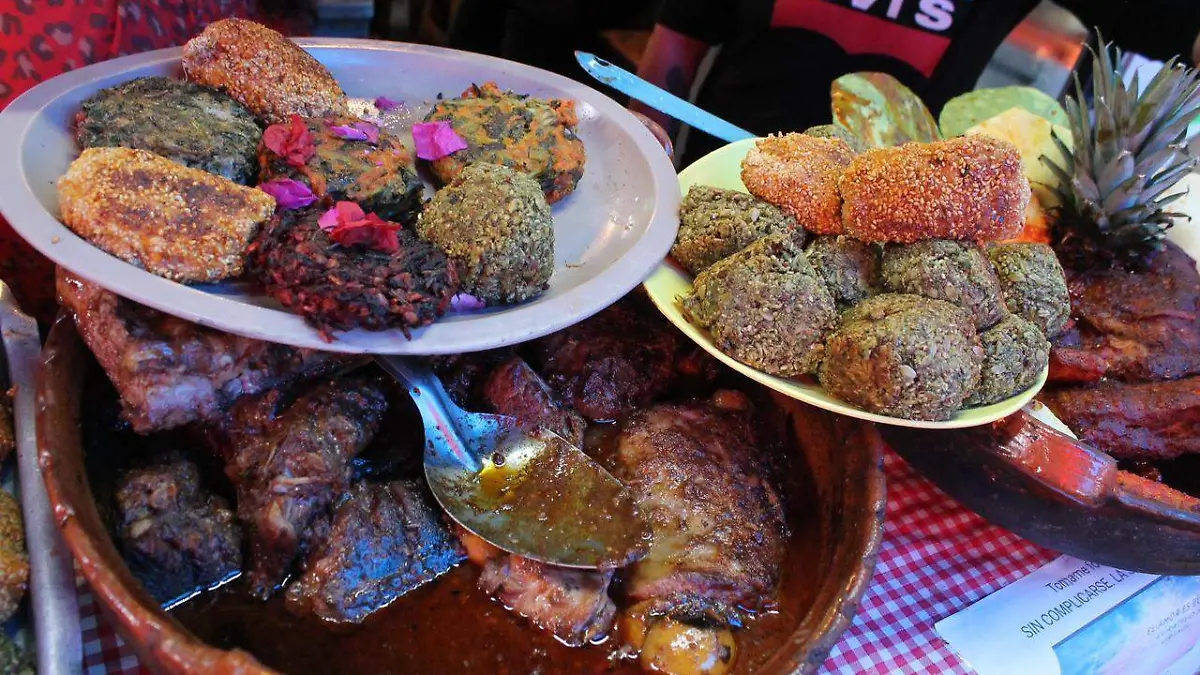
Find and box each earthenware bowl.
[37,314,887,674]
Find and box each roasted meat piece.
[1041,377,1200,461]
[219,372,389,598]
[1049,241,1200,384]
[114,454,241,605]
[610,391,787,614]
[286,481,464,623]
[533,300,686,421]
[483,356,586,446]
[58,270,348,433]
[478,554,616,647]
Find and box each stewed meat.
[609,390,787,614]
[483,356,586,446]
[115,454,241,605]
[533,300,683,421]
[286,481,465,623]
[478,555,617,647]
[218,372,389,598]
[58,270,350,433]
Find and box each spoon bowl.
[375,355,649,569]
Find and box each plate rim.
[0,39,681,355]
[643,137,1048,430]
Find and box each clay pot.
[37,316,887,674]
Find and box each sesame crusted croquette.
[740,133,855,235]
[57,147,276,283]
[183,18,346,124]
[839,135,1030,243]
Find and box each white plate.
[0,39,680,354]
[643,138,1048,430]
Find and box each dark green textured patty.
[76,76,261,185]
[967,314,1050,406]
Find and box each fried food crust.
[57,147,276,283]
[182,18,346,124]
[424,82,585,203]
[740,133,855,235]
[0,491,27,622]
[839,135,1030,243]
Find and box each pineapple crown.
[1044,32,1200,266]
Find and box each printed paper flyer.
[935,556,1200,675]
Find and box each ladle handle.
[374,355,482,472]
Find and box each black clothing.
[662,0,1200,165]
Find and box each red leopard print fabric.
[0,0,305,324]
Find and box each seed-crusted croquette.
[819,294,983,421]
[417,164,553,305]
[259,115,424,222]
[424,82,585,203]
[740,133,855,235]
[673,186,803,276]
[839,135,1030,243]
[881,239,1006,330]
[681,233,837,377]
[0,491,27,623]
[57,147,276,283]
[250,205,459,339]
[986,242,1071,339]
[966,314,1049,406]
[182,18,346,124]
[805,235,881,308]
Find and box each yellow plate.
[642,138,1049,430]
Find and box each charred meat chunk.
[220,372,389,598]
[483,356,586,446]
[533,299,684,422]
[286,481,464,623]
[1049,240,1200,384]
[1041,377,1200,461]
[75,76,261,185]
[58,270,348,433]
[114,454,241,605]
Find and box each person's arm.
[631,25,712,137]
[1055,0,1200,65]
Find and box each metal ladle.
[375,355,649,569]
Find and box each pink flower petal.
[328,124,370,142]
[351,121,380,145]
[450,293,486,312]
[412,121,469,161]
[259,179,316,210]
[374,96,403,112]
[318,205,342,232]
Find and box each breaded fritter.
[673,185,802,276]
[57,147,275,283]
[740,133,855,235]
[0,491,27,623]
[183,18,346,124]
[259,115,423,222]
[424,82,585,203]
[840,135,1030,243]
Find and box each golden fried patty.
[839,135,1030,243]
[183,18,346,124]
[58,147,276,283]
[740,133,855,235]
[424,82,585,204]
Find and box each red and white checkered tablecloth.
[77,448,1057,675]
